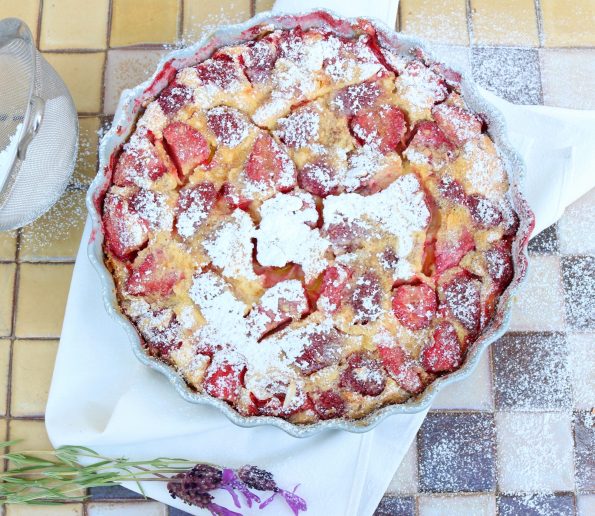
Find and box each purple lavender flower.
[167,462,307,515]
[239,465,307,516]
[221,468,261,508]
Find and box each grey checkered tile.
[418,413,496,493]
[561,256,595,330]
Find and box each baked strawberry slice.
[350,105,406,154]
[435,227,475,274]
[485,240,514,293]
[438,176,468,205]
[254,262,305,288]
[440,272,482,335]
[246,280,308,340]
[126,250,184,297]
[392,283,437,331]
[137,310,184,357]
[466,195,502,228]
[317,264,353,313]
[175,182,218,239]
[241,39,278,84]
[340,352,386,397]
[163,122,210,176]
[157,82,193,115]
[297,160,339,197]
[404,121,456,168]
[196,53,243,90]
[332,80,382,116]
[421,321,462,373]
[245,133,297,192]
[324,219,366,253]
[203,360,245,403]
[351,271,383,324]
[432,103,482,146]
[206,106,251,148]
[102,192,149,259]
[377,345,424,394]
[295,327,342,375]
[310,390,346,420]
[221,182,251,211]
[113,137,169,187]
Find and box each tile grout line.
[106,0,114,49]
[465,0,475,47]
[534,0,545,47]
[179,0,185,42]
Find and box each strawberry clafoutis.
[102,25,518,424]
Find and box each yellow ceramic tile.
[0,231,17,261]
[103,49,167,115]
[43,53,105,113]
[0,264,16,337]
[541,0,595,47]
[8,419,52,452]
[471,0,538,46]
[255,0,275,13]
[0,340,10,416]
[20,189,86,261]
[71,117,100,186]
[183,0,251,41]
[400,0,469,45]
[0,0,40,43]
[40,0,109,50]
[111,0,180,47]
[15,263,73,338]
[7,506,84,516]
[11,340,58,417]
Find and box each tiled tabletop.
[0,1,593,515]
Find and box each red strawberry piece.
[247,281,308,340]
[206,106,250,147]
[340,352,386,396]
[431,63,462,91]
[157,82,193,116]
[402,60,448,104]
[163,122,210,175]
[102,192,149,259]
[277,27,306,61]
[203,361,245,403]
[503,209,520,237]
[441,273,482,334]
[254,262,305,289]
[126,250,184,297]
[392,283,437,331]
[350,105,406,154]
[175,182,218,239]
[245,133,297,192]
[333,80,382,115]
[351,271,383,324]
[432,103,482,146]
[138,310,184,357]
[317,264,353,313]
[377,345,424,394]
[435,227,475,274]
[129,188,173,232]
[438,175,468,205]
[277,106,320,149]
[310,390,346,420]
[324,219,366,253]
[297,160,339,197]
[421,321,462,373]
[221,182,251,211]
[242,39,278,84]
[295,328,342,375]
[467,195,502,228]
[485,240,514,293]
[196,54,242,89]
[406,121,456,167]
[113,138,169,187]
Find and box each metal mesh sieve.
[0,18,78,230]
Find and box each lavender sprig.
[0,441,307,515]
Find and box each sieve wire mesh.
[0,18,78,230]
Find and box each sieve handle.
[17,95,44,161]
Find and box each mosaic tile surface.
[0,1,593,514]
